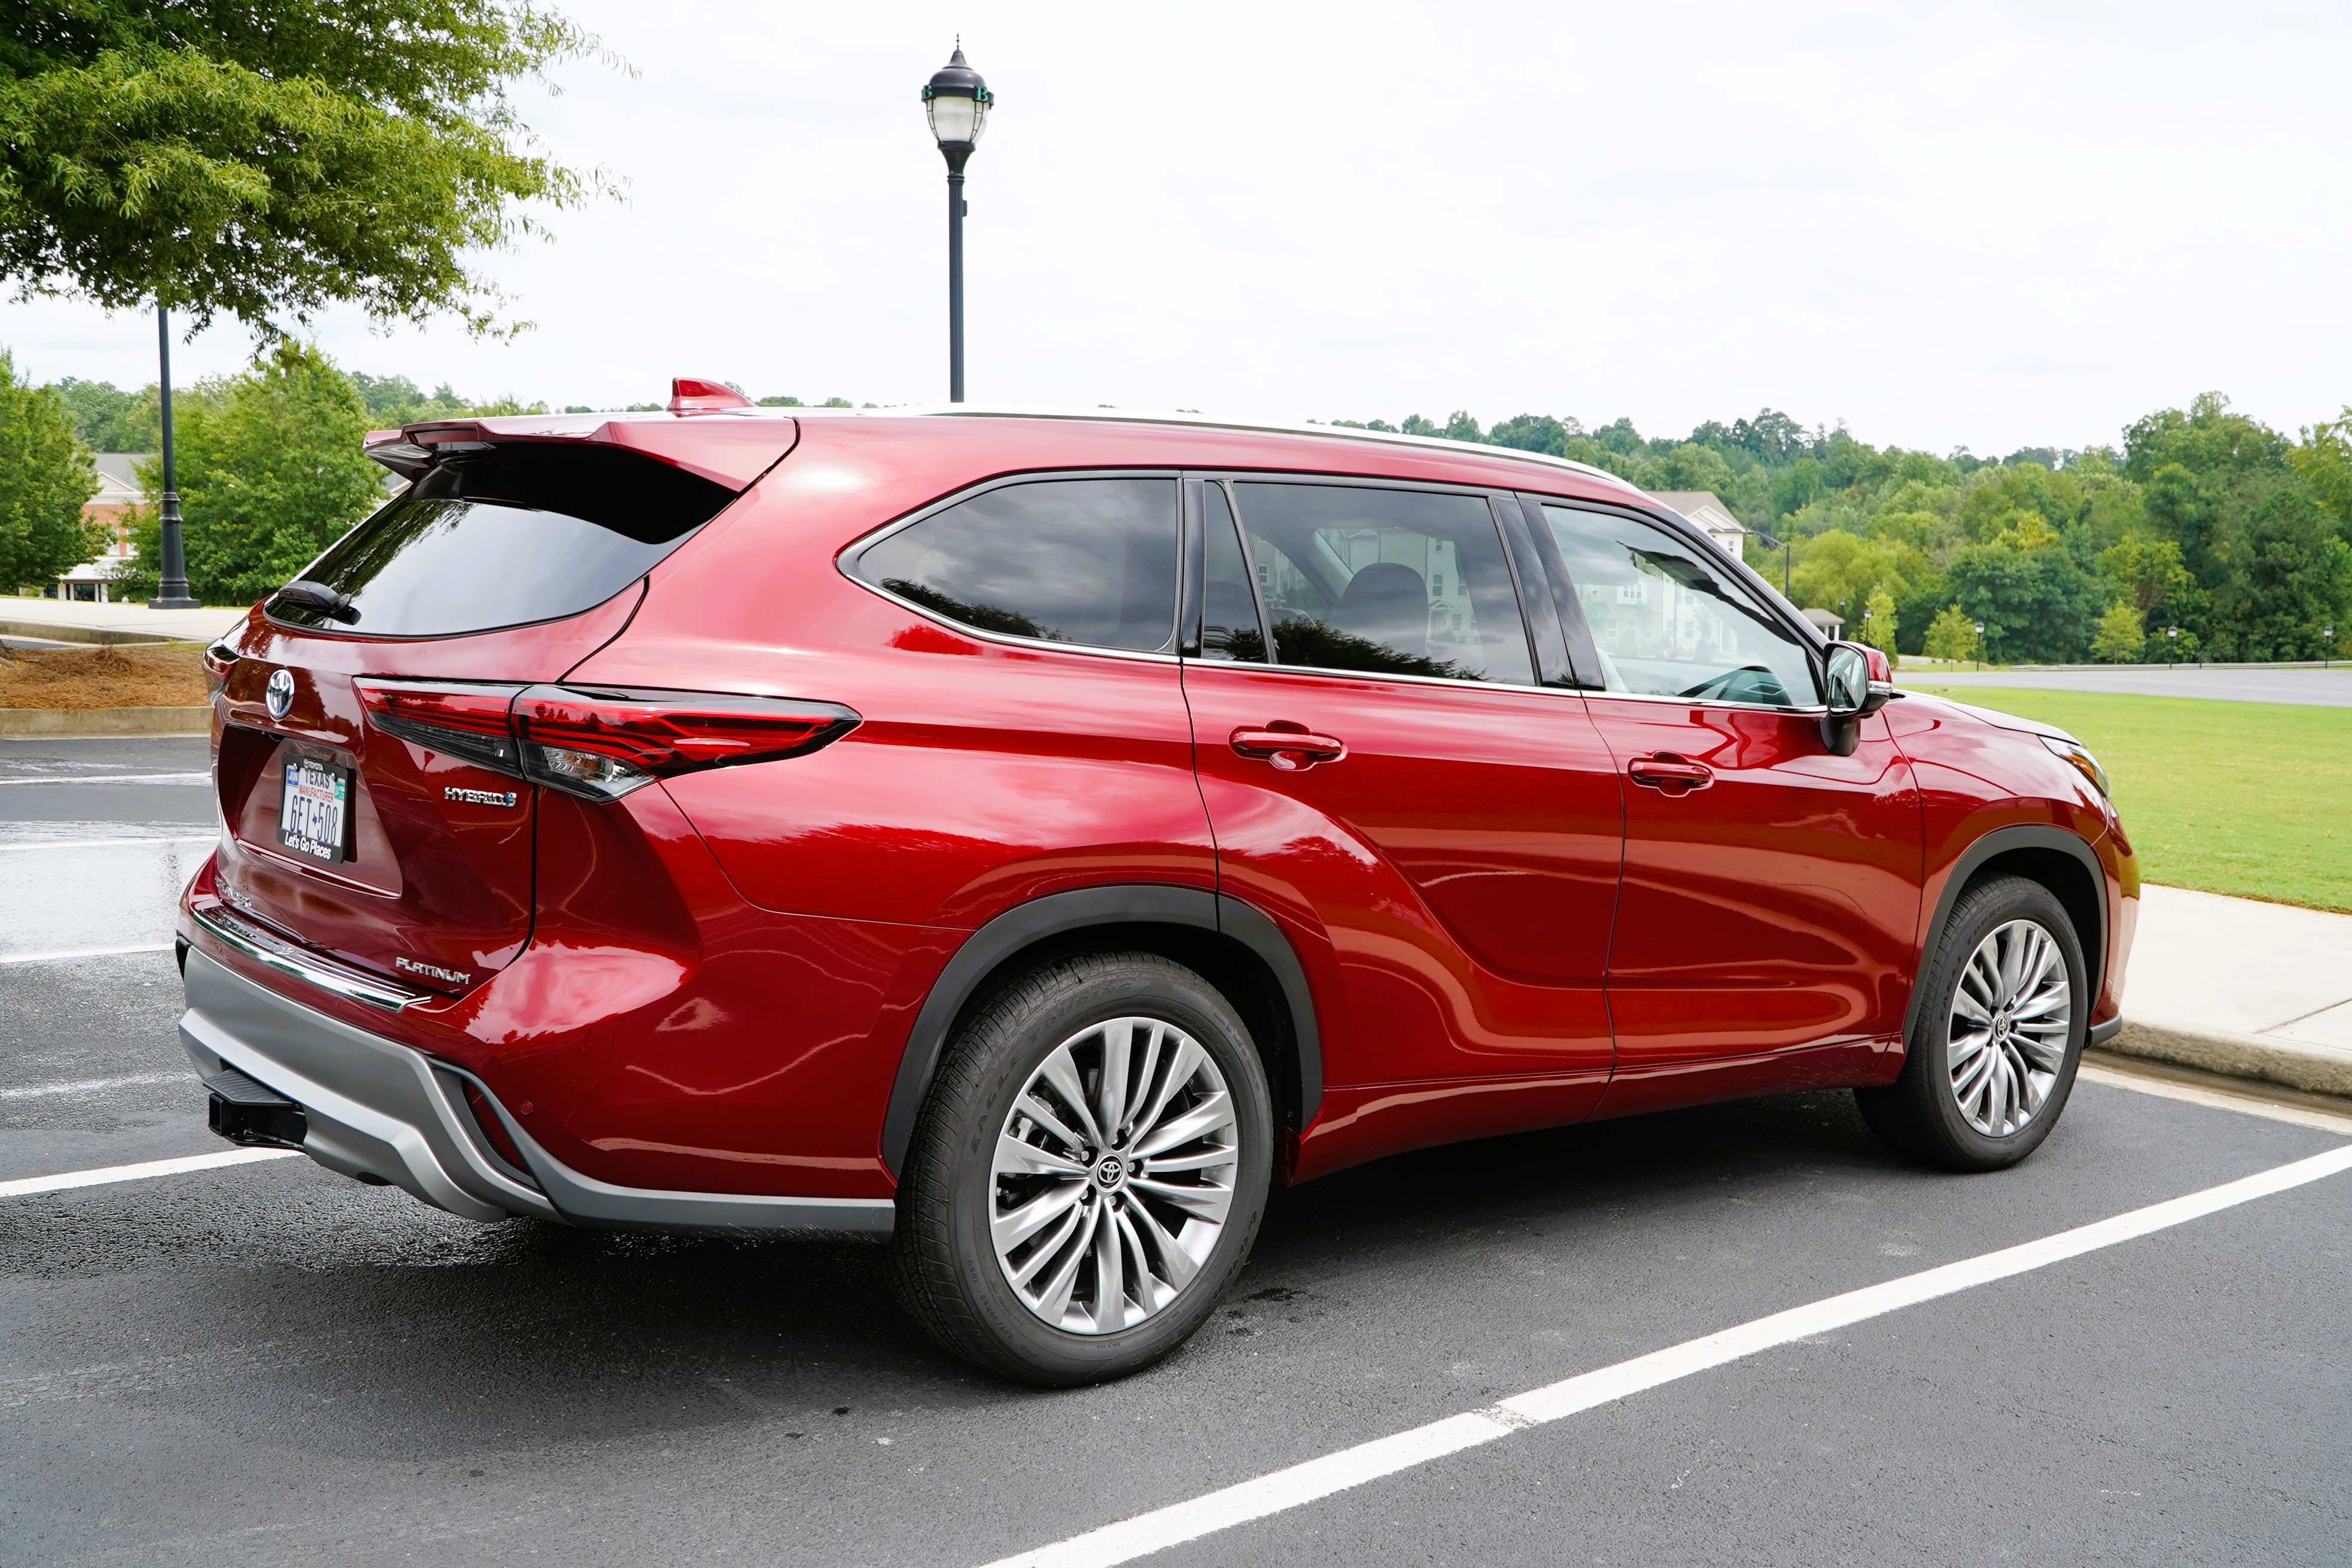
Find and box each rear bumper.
[177,947,895,1236]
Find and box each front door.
[1183,477,1623,1110]
[1528,499,1924,1093]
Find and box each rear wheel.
[890,951,1273,1385]
[1857,875,2086,1172]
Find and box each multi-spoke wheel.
[1946,918,2072,1137]
[890,951,1273,1385]
[1858,875,2088,1171]
[992,1016,1240,1334]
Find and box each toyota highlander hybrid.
[176,387,2137,1384]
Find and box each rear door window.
[1229,483,1535,684]
[851,477,1180,653]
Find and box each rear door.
[1181,476,1622,1102]
[1525,498,1924,1082]
[210,432,783,996]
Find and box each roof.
[367,405,1644,499]
[90,454,152,497]
[1647,490,1745,535]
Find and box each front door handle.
[1231,727,1346,772]
[1628,754,1713,794]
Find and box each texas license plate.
[278,756,351,863]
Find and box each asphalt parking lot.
[5,737,2348,1567]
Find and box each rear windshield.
[267,445,737,637]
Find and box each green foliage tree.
[115,341,380,603]
[1947,536,2102,663]
[1923,604,1979,663]
[2215,488,2352,662]
[2090,601,2145,663]
[2291,409,2352,534]
[0,2,612,334]
[51,375,157,449]
[1861,586,1897,663]
[0,351,100,592]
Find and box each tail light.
[354,680,859,802]
[201,639,241,696]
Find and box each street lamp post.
[1973,621,1986,672]
[2166,625,2179,668]
[923,45,993,404]
[148,306,198,609]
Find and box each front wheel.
[1857,874,2087,1172]
[890,951,1274,1385]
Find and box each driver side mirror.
[1820,641,1894,756]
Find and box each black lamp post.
[148,306,197,609]
[923,44,993,403]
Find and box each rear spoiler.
[363,412,798,492]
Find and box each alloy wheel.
[991,1016,1240,1334]
[1947,918,2072,1137]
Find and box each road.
[4,736,2347,1567]
[1897,664,2352,706]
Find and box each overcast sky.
[6,1,2348,457]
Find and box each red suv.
[179,393,2137,1384]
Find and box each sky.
[5,1,2349,458]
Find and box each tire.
[1857,874,2088,1172]
[889,951,1275,1386]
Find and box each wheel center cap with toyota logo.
[265,668,295,719]
[1092,1154,1126,1192]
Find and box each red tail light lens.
[355,679,860,803]
[354,680,526,773]
[514,686,861,801]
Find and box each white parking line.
[978,1140,2352,1568]
[0,1147,301,1200]
[0,1071,197,1101]
[0,837,214,853]
[0,944,174,966]
[0,773,210,786]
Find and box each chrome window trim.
[1581,688,1830,716]
[191,902,425,1013]
[838,467,1187,663]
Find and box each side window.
[1199,482,1268,662]
[853,478,1179,652]
[1229,483,1534,684]
[1540,504,1820,708]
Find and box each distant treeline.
[1324,402,2352,664]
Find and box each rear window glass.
[850,477,1180,652]
[267,445,736,638]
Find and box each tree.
[2090,601,2145,663]
[115,341,381,604]
[2124,393,2291,483]
[0,2,612,334]
[1861,586,1897,663]
[1946,537,2102,663]
[50,376,157,450]
[2214,488,2352,662]
[0,351,100,592]
[2292,409,2352,535]
[1924,604,1979,663]
[2097,537,2196,635]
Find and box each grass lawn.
[1905,686,2352,915]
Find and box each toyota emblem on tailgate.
[265,669,295,719]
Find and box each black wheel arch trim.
[1904,824,2108,1048]
[2088,1016,2124,1047]
[878,883,1324,1177]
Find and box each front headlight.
[2039,733,2110,798]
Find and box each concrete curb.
[2108,1016,2352,1101]
[0,706,212,738]
[0,619,182,647]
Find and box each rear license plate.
[278,756,351,863]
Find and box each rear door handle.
[1628,754,1713,793]
[1231,727,1346,772]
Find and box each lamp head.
[924,45,993,154]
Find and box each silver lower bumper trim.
[179,948,895,1236]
